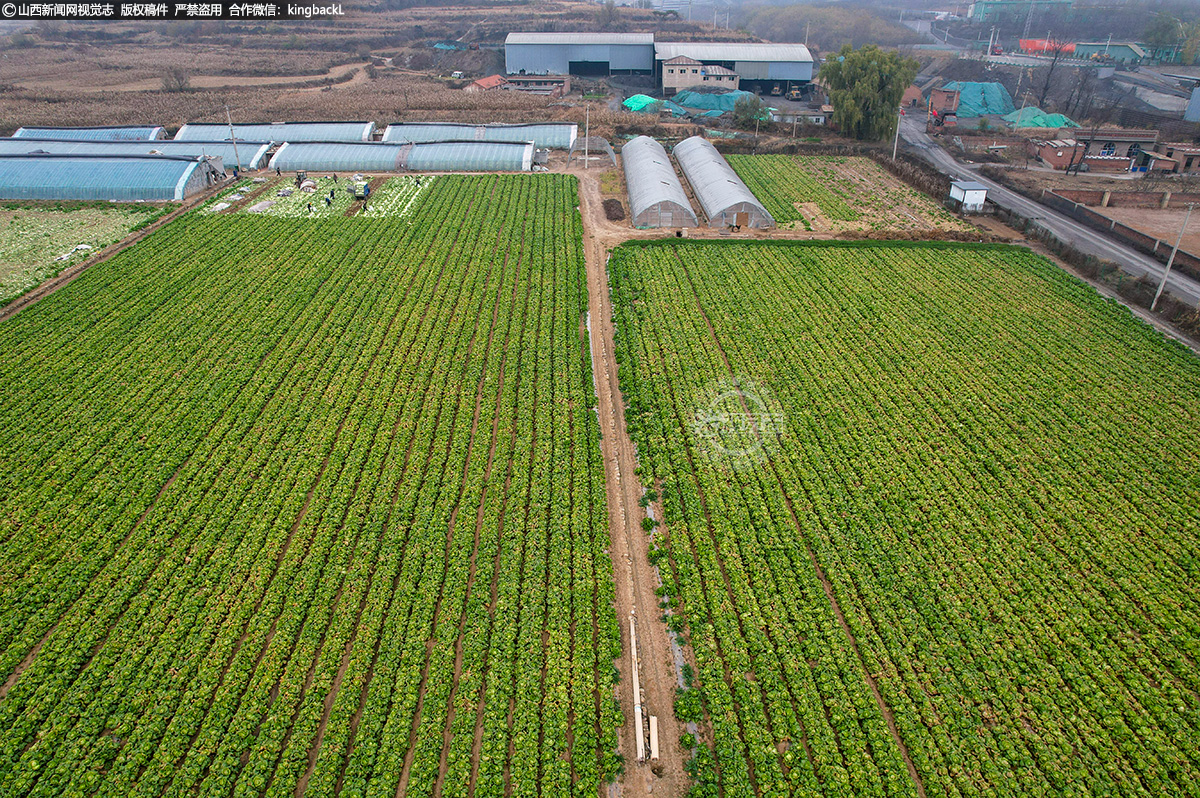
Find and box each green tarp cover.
[623,94,662,112]
[1002,106,1080,128]
[672,90,756,112]
[941,81,1015,118]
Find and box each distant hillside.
[736,3,925,54]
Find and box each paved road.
[900,116,1200,306]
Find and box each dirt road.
[575,170,702,797]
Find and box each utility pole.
[805,20,810,46]
[225,105,240,176]
[1152,203,1194,312]
[584,103,590,169]
[892,107,902,161]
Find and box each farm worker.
[232,167,238,179]
[364,182,370,197]
[307,202,313,214]
[325,196,331,207]
[276,166,281,176]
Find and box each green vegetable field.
[0,175,620,797]
[726,155,968,233]
[610,239,1200,797]
[0,201,171,306]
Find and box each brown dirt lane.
[574,168,703,798]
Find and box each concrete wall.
[1041,188,1200,282]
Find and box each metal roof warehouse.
[504,33,813,87]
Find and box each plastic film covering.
[12,126,165,141]
[267,141,406,172]
[621,136,697,228]
[672,136,774,228]
[0,154,210,201]
[403,141,533,172]
[383,122,577,149]
[175,121,374,142]
[0,138,271,170]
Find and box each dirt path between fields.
[575,169,703,798]
[14,63,368,93]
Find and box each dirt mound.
[603,199,626,221]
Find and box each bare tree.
[1036,39,1071,108]
[161,67,191,93]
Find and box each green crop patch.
[727,154,970,234]
[0,175,620,797]
[0,202,171,306]
[610,238,1200,797]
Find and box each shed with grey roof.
[621,136,697,228]
[672,136,773,228]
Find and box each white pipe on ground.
[630,613,645,762]
[649,715,660,762]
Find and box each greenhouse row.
[0,154,222,202]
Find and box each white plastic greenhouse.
[382,122,577,149]
[672,136,774,228]
[12,125,166,141]
[175,121,374,142]
[621,137,697,228]
[0,139,271,171]
[0,154,221,201]
[267,140,533,172]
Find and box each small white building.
[949,179,988,213]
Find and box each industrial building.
[175,121,374,143]
[504,33,813,92]
[0,138,272,171]
[269,140,535,172]
[382,122,577,149]
[672,137,773,228]
[653,42,812,91]
[0,153,221,201]
[505,32,655,76]
[12,125,166,141]
[621,136,697,229]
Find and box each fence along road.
[899,115,1200,306]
